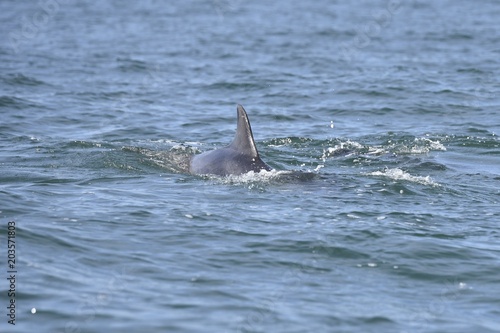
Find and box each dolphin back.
[189,105,271,176]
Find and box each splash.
[393,138,447,154]
[321,140,366,160]
[366,168,439,186]
[206,169,316,185]
[224,169,281,183]
[322,137,447,161]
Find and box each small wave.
[365,168,439,186]
[122,146,193,173]
[116,57,150,72]
[391,137,447,154]
[321,140,367,160]
[207,169,317,185]
[267,137,314,147]
[224,169,282,183]
[321,137,447,160]
[0,96,39,109]
[2,73,46,86]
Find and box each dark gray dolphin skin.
[189,105,272,176]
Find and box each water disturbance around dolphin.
[189,105,272,176]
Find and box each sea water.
[1,0,499,332]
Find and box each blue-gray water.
[1,0,499,332]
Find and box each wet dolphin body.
[189,105,272,176]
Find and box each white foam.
[422,138,447,151]
[208,168,316,185]
[412,138,446,153]
[227,169,280,182]
[366,147,386,155]
[313,164,324,172]
[393,138,447,154]
[366,168,439,186]
[207,169,284,184]
[322,140,364,160]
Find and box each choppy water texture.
[1,0,500,332]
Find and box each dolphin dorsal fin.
[229,104,260,158]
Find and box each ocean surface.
[1,0,499,332]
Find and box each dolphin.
[189,105,272,176]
